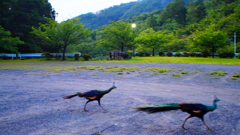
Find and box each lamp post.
[131,23,137,56]
[234,32,236,58]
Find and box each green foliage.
[217,45,235,58]
[135,28,173,56]
[186,0,206,23]
[77,0,176,29]
[188,27,229,57]
[101,21,134,52]
[32,18,91,60]
[161,0,187,26]
[166,39,188,52]
[0,27,24,53]
[81,54,92,61]
[0,0,55,53]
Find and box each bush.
[122,53,131,59]
[183,52,189,57]
[81,53,92,61]
[2,55,9,60]
[55,54,62,60]
[218,52,234,58]
[166,51,172,57]
[145,52,151,56]
[189,52,196,57]
[201,51,209,57]
[136,52,150,57]
[237,54,240,59]
[159,52,165,56]
[42,52,53,60]
[218,46,234,58]
[74,53,80,60]
[175,52,182,57]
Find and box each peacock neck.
[207,101,218,112]
[101,87,114,95]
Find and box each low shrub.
[166,51,172,57]
[42,52,53,60]
[183,52,189,57]
[81,53,92,61]
[159,52,165,56]
[74,54,80,60]
[218,45,234,58]
[201,51,209,57]
[189,52,196,57]
[122,53,131,59]
[175,52,182,57]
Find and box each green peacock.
[135,97,220,130]
[63,82,117,111]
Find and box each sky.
[48,0,138,22]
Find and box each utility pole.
[234,32,236,58]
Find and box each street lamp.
[131,23,136,28]
[131,23,137,56]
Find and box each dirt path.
[0,63,240,135]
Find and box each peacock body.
[63,84,116,111]
[136,97,220,130]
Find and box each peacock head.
[112,81,117,89]
[214,96,220,102]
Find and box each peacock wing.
[179,103,208,114]
[80,90,100,99]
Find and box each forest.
[0,0,240,60]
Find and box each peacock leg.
[201,118,211,130]
[182,115,193,129]
[98,99,107,112]
[84,100,91,111]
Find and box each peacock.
[135,97,220,130]
[63,82,117,111]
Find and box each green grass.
[209,71,228,76]
[124,57,240,65]
[0,56,239,71]
[232,73,240,77]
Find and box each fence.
[0,53,81,59]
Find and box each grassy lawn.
[0,56,239,70]
[124,57,240,65]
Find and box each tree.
[186,0,206,23]
[188,27,229,57]
[0,0,55,53]
[101,21,135,52]
[0,27,24,53]
[161,0,187,26]
[135,28,173,56]
[32,18,91,60]
[146,14,158,30]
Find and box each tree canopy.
[32,18,90,60]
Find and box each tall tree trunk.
[212,45,214,58]
[62,46,66,60]
[152,48,155,56]
[121,43,124,52]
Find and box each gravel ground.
[0,63,240,135]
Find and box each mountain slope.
[76,0,175,29]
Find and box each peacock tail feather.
[135,103,180,113]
